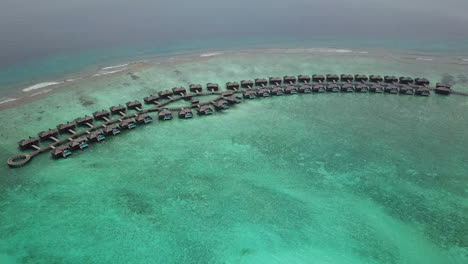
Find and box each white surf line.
[101,63,129,70]
[65,77,83,82]
[22,81,63,92]
[0,98,18,105]
[200,52,223,57]
[308,48,353,53]
[262,48,356,54]
[279,48,355,54]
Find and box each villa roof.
[57,122,76,131]
[326,74,339,81]
[179,108,193,114]
[126,100,142,109]
[109,105,126,113]
[38,129,59,139]
[384,76,398,83]
[158,90,174,97]
[136,114,152,122]
[269,77,282,84]
[18,137,39,149]
[255,78,268,85]
[51,145,71,156]
[172,87,187,94]
[354,74,369,81]
[312,74,325,81]
[75,115,94,125]
[369,75,383,82]
[198,105,213,112]
[93,110,110,119]
[189,84,202,92]
[226,82,240,88]
[207,83,219,90]
[144,95,160,104]
[120,119,136,127]
[158,109,172,116]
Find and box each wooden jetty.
[7,74,465,168]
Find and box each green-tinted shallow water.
[1,51,467,263]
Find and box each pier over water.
[7,74,464,168]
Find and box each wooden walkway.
[7,75,466,168]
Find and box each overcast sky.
[1,0,467,65]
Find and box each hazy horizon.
[1,0,468,66]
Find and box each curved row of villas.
[9,74,454,167]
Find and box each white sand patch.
[273,48,354,54]
[284,49,304,53]
[101,64,128,70]
[30,89,53,97]
[65,77,82,82]
[22,82,62,92]
[0,98,18,104]
[304,48,353,53]
[416,57,433,61]
[200,52,223,57]
[93,69,126,77]
[334,49,353,53]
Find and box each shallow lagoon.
[0,49,467,263]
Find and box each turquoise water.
[0,48,467,263]
[2,36,468,92]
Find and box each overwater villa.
[136,113,153,124]
[158,109,173,120]
[119,119,137,129]
[178,108,193,119]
